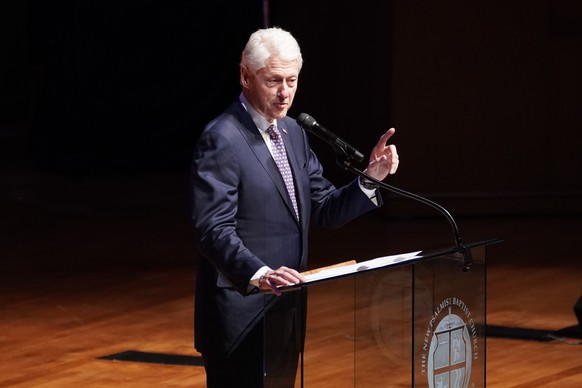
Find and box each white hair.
[240,27,303,71]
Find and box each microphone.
[296,113,364,162]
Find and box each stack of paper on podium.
[302,251,422,284]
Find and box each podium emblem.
[424,299,477,388]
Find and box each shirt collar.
[239,93,277,133]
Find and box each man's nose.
[278,84,289,98]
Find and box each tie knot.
[266,125,281,140]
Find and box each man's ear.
[240,66,250,88]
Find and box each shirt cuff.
[358,179,379,206]
[249,266,271,288]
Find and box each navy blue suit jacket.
[190,100,381,356]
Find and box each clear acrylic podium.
[263,240,496,387]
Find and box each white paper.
[354,250,422,271]
[303,251,422,283]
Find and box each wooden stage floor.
[1,171,581,387]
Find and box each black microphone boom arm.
[338,159,473,271]
[296,112,471,270]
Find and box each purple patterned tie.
[266,125,299,220]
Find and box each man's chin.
[274,108,289,119]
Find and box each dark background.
[2,1,581,271]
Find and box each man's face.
[241,56,300,122]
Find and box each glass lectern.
[264,241,495,387]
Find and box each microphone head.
[296,113,317,130]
